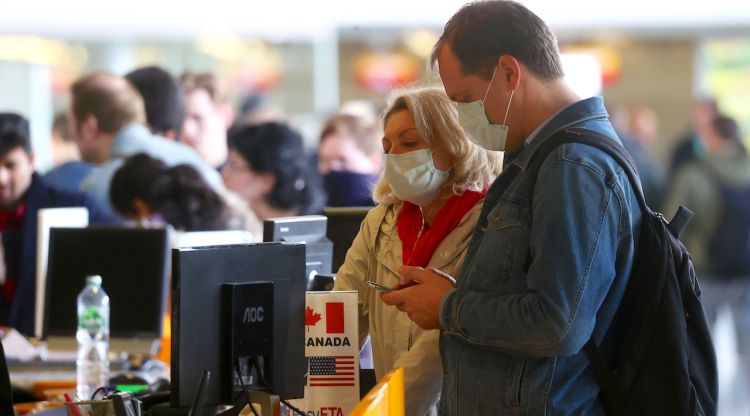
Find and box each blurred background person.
[334,86,502,415]
[223,122,324,220]
[238,94,284,126]
[0,113,114,336]
[338,99,380,128]
[109,153,232,231]
[629,104,660,150]
[43,112,94,192]
[70,71,222,214]
[318,114,382,207]
[125,65,186,141]
[609,103,666,208]
[663,114,750,409]
[668,97,719,179]
[180,72,233,169]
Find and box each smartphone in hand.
[367,280,393,292]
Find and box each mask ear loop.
[502,89,515,125]
[482,68,498,103]
[483,67,515,125]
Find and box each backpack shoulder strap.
[528,128,695,236]
[525,128,651,397]
[526,127,648,213]
[526,128,700,400]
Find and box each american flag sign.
[309,356,356,387]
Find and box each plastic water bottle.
[76,275,110,400]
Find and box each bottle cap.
[86,275,102,286]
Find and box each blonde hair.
[372,86,503,205]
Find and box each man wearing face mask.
[318,114,382,207]
[333,86,502,415]
[382,1,642,414]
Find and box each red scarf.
[0,203,25,232]
[397,191,485,267]
[0,203,25,305]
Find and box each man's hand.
[381,266,455,330]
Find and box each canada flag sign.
[284,291,360,415]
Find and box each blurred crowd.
[4,64,750,341]
[1,54,749,414]
[39,67,389,234]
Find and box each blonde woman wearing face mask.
[333,86,502,415]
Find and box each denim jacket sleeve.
[441,153,629,357]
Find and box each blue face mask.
[455,68,515,151]
[323,171,377,207]
[384,149,449,206]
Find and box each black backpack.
[701,163,750,277]
[527,128,718,416]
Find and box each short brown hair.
[71,72,145,134]
[320,114,380,156]
[180,72,224,103]
[431,0,564,80]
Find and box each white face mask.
[455,69,515,151]
[384,149,449,206]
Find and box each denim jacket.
[438,97,642,415]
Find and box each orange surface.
[14,401,66,415]
[32,380,76,400]
[156,312,171,364]
[350,367,404,416]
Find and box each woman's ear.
[257,172,277,196]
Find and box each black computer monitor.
[43,227,171,339]
[170,242,306,409]
[263,215,332,288]
[323,207,371,273]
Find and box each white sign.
[284,291,360,416]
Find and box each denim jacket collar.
[510,96,609,172]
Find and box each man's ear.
[498,55,522,90]
[80,114,99,141]
[162,129,179,141]
[28,151,35,169]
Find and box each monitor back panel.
[171,242,306,408]
[44,227,170,339]
[324,207,371,273]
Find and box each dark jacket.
[0,173,117,336]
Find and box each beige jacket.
[334,200,483,415]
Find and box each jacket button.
[442,250,449,258]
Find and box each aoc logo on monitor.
[226,281,274,358]
[243,306,265,323]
